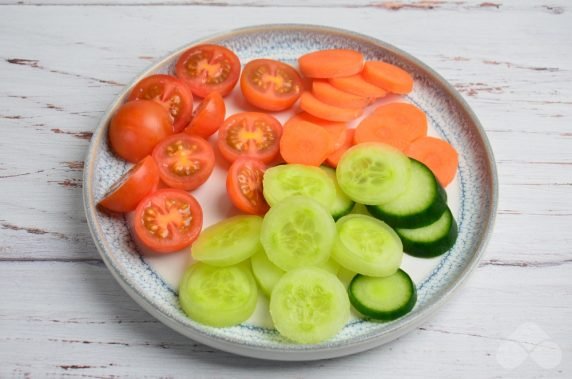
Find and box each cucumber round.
[320,166,355,220]
[270,267,350,344]
[351,203,371,216]
[179,262,258,327]
[396,207,458,258]
[337,267,357,288]
[250,249,285,297]
[320,258,340,275]
[263,164,336,209]
[192,215,263,267]
[333,214,403,277]
[336,143,411,205]
[261,196,336,271]
[367,159,447,228]
[349,269,417,321]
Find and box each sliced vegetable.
[226,158,269,215]
[298,49,364,78]
[300,92,363,122]
[312,80,369,109]
[270,267,350,344]
[325,128,354,168]
[179,262,258,327]
[280,119,332,166]
[349,269,417,321]
[362,61,413,94]
[250,249,285,297]
[405,136,458,187]
[320,122,348,152]
[329,74,387,98]
[320,166,355,220]
[288,112,347,129]
[184,92,225,138]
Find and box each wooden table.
[1,1,570,377]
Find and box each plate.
[83,24,497,361]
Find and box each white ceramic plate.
[83,24,497,361]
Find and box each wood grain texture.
[0,1,570,377]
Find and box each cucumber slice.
[260,196,336,271]
[349,269,417,321]
[270,267,350,344]
[320,166,355,220]
[367,159,447,228]
[336,143,411,205]
[192,215,262,267]
[179,262,258,327]
[333,214,403,277]
[250,249,285,297]
[351,203,371,216]
[320,258,340,275]
[263,164,336,209]
[396,207,458,258]
[337,267,357,288]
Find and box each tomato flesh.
[184,92,226,139]
[217,112,282,164]
[152,133,215,191]
[132,189,203,254]
[226,158,269,215]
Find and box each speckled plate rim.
[83,24,498,361]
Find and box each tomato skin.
[131,189,203,254]
[127,74,193,133]
[98,156,160,213]
[240,59,303,111]
[152,133,215,191]
[184,92,226,139]
[217,112,283,164]
[109,100,173,163]
[226,158,269,215]
[175,44,241,98]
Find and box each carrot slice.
[405,136,458,187]
[288,112,347,129]
[300,92,363,122]
[280,120,333,166]
[363,61,413,94]
[298,49,364,78]
[354,102,427,151]
[312,80,370,109]
[326,129,355,168]
[321,123,348,152]
[329,74,387,98]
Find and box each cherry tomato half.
[98,156,160,213]
[109,100,173,163]
[127,74,193,133]
[175,44,240,98]
[217,112,282,164]
[184,92,226,139]
[226,158,269,215]
[132,189,203,254]
[240,59,303,111]
[152,133,215,191]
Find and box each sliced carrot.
[288,112,347,129]
[326,129,355,168]
[285,115,346,152]
[280,120,333,166]
[298,49,364,78]
[329,74,387,98]
[300,92,363,122]
[321,123,348,152]
[405,136,458,187]
[354,102,427,151]
[363,61,413,94]
[312,80,370,109]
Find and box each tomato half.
[175,44,240,98]
[98,156,159,213]
[127,74,193,133]
[217,112,282,164]
[226,158,269,215]
[240,59,303,111]
[184,92,226,139]
[152,133,215,191]
[132,189,203,254]
[109,100,173,163]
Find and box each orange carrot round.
[329,74,387,98]
[405,136,458,187]
[326,129,355,168]
[298,49,364,78]
[363,61,413,94]
[280,119,333,166]
[288,112,347,129]
[300,92,363,122]
[354,102,427,151]
[312,80,370,109]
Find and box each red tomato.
[98,156,160,213]
[226,158,269,215]
[152,133,215,191]
[217,112,282,164]
[127,74,193,133]
[109,100,173,163]
[132,189,203,254]
[175,44,240,98]
[184,92,226,139]
[240,59,303,111]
